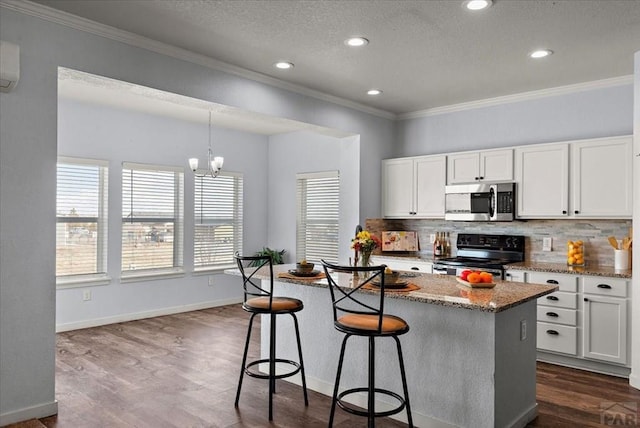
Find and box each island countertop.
[226,264,558,313]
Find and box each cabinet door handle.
[562,210,567,214]
[546,312,559,317]
[584,298,589,302]
[479,176,484,180]
[546,279,559,284]
[597,284,612,289]
[411,267,419,271]
[475,177,479,180]
[546,330,559,335]
[546,295,559,301]
[574,210,579,214]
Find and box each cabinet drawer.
[537,322,577,355]
[537,291,577,309]
[582,276,628,298]
[528,272,577,292]
[537,306,577,326]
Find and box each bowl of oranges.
[566,240,585,266]
[456,270,496,288]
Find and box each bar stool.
[234,254,308,420]
[321,260,413,428]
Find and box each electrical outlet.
[208,276,215,286]
[542,237,552,252]
[520,320,527,341]
[430,234,436,244]
[82,290,92,301]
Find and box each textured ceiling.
[33,0,640,116]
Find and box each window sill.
[120,268,185,283]
[193,264,236,275]
[57,274,112,289]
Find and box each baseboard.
[55,298,242,332]
[505,403,538,428]
[629,372,640,390]
[0,400,58,426]
[537,352,631,378]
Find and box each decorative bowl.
[296,262,315,273]
[383,271,400,284]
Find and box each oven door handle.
[488,186,496,219]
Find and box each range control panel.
[457,233,524,251]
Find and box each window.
[194,172,243,270]
[122,163,184,275]
[56,157,108,279]
[296,171,340,264]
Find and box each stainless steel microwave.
[444,182,515,221]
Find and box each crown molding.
[0,0,396,120]
[398,75,634,120]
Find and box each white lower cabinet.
[508,269,631,372]
[370,256,432,273]
[582,277,629,365]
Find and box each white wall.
[267,131,360,264]
[630,50,640,390]
[0,7,394,424]
[396,83,633,157]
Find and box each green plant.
[250,247,286,266]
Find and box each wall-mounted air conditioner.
[0,41,20,93]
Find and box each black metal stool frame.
[321,260,413,428]
[234,254,308,420]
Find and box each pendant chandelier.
[189,111,224,178]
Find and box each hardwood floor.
[6,304,639,427]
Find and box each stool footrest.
[337,387,407,418]
[244,358,302,380]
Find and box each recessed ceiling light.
[367,89,382,96]
[274,61,294,70]
[529,49,553,59]
[463,0,492,11]
[345,37,369,47]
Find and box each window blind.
[194,172,243,269]
[122,163,184,273]
[296,171,340,264]
[56,158,108,277]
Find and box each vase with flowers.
[351,230,381,269]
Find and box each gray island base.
[226,266,557,428]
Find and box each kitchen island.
[226,265,557,428]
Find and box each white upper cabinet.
[571,136,633,218]
[447,149,513,184]
[382,155,446,218]
[515,136,633,219]
[515,143,569,218]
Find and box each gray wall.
[396,83,633,157]
[56,98,270,330]
[267,131,360,264]
[0,8,393,424]
[630,51,640,390]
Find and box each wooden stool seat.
[337,314,409,334]
[245,296,303,312]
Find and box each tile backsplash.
[365,218,632,268]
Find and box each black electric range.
[432,233,525,279]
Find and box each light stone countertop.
[225,264,557,314]
[506,261,632,279]
[371,253,633,279]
